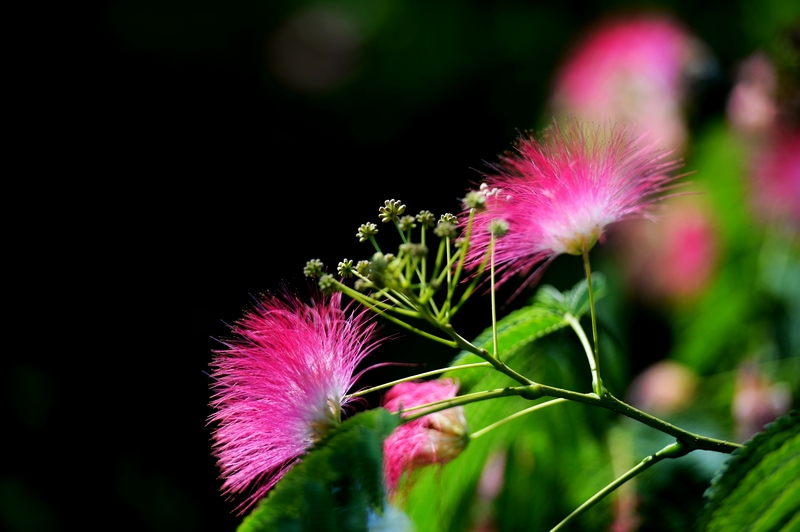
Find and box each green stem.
[550,441,690,532]
[342,286,457,348]
[406,254,425,291]
[349,273,414,311]
[582,243,604,396]
[420,226,427,285]
[446,237,452,286]
[448,247,490,318]
[434,244,469,295]
[387,288,416,310]
[490,234,499,361]
[447,272,481,318]
[399,386,526,423]
[451,209,475,286]
[431,238,446,287]
[440,324,533,386]
[426,297,441,317]
[565,313,602,397]
[535,384,742,454]
[396,380,741,454]
[442,210,475,318]
[344,362,491,399]
[393,220,408,244]
[337,281,418,317]
[368,235,381,254]
[470,398,567,439]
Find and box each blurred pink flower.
[469,451,507,532]
[749,129,800,227]
[627,360,699,415]
[550,14,708,153]
[732,359,792,442]
[612,199,719,304]
[382,379,469,492]
[726,51,778,134]
[209,291,381,512]
[463,120,682,289]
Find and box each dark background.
[5,1,796,530]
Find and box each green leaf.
[530,273,606,319]
[696,410,800,532]
[238,408,400,532]
[445,275,606,391]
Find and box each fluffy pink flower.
[550,14,707,153]
[208,291,381,512]
[463,120,682,288]
[732,359,792,442]
[612,199,719,304]
[382,379,469,492]
[749,130,800,227]
[627,361,699,415]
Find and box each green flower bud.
[464,191,487,210]
[357,222,379,242]
[399,243,428,258]
[370,252,389,273]
[379,199,407,223]
[318,274,337,294]
[416,210,436,228]
[303,259,325,278]
[337,259,355,278]
[399,215,417,232]
[356,260,371,275]
[434,221,457,239]
[367,253,392,288]
[489,219,509,236]
[439,213,458,225]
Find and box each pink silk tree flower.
[208,291,382,513]
[749,130,800,227]
[549,14,709,154]
[382,379,469,493]
[463,120,682,289]
[732,358,792,442]
[611,199,719,304]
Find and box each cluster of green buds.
[303,199,491,326]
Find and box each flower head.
[382,379,469,492]
[732,358,792,442]
[749,129,800,227]
[627,361,699,415]
[612,199,719,304]
[550,14,708,153]
[463,120,682,288]
[209,291,381,512]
